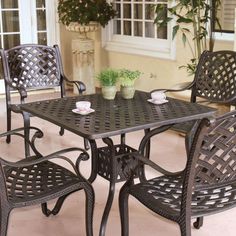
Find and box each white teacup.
[151,91,166,101]
[76,101,91,111]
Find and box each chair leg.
[59,127,64,136]
[193,217,203,229]
[179,219,191,236]
[6,109,11,144]
[41,203,51,217]
[23,112,31,157]
[119,184,130,236]
[84,184,95,236]
[0,208,11,236]
[41,194,71,217]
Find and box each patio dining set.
[1,44,236,236]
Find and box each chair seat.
[5,159,82,206]
[130,175,236,220]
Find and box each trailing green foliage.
[119,69,141,86]
[97,69,119,86]
[58,0,117,27]
[155,0,221,75]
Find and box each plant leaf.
[172,25,179,39]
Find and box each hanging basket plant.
[58,0,117,27]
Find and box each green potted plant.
[119,69,141,99]
[58,0,117,31]
[97,69,119,100]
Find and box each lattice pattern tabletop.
[20,91,216,139]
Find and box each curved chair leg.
[193,217,203,229]
[41,194,71,217]
[179,219,191,236]
[0,208,11,236]
[59,127,64,136]
[41,203,51,217]
[6,108,11,144]
[119,184,130,236]
[84,184,95,236]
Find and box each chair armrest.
[63,75,86,94]
[0,127,43,157]
[0,147,90,180]
[150,81,194,94]
[134,153,182,176]
[4,78,27,99]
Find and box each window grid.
[114,0,168,40]
[0,2,20,49]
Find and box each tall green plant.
[155,0,221,75]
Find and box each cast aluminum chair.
[151,50,236,134]
[0,127,94,236]
[119,110,236,236]
[0,44,87,156]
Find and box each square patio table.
[20,90,216,236]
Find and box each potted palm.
[119,69,141,99]
[97,69,119,100]
[155,0,222,75]
[58,0,117,34]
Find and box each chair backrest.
[0,44,64,92]
[191,50,236,105]
[183,111,236,201]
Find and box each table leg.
[88,139,98,183]
[99,181,116,236]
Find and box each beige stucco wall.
[59,25,234,92]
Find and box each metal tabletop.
[20,90,217,236]
[20,90,216,139]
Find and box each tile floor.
[0,92,236,236]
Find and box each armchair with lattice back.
[119,110,236,236]
[0,44,88,156]
[151,50,236,134]
[0,126,94,236]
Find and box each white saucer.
[72,108,95,115]
[147,99,168,105]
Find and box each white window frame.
[213,2,235,42]
[102,0,176,60]
[20,0,59,45]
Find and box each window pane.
[124,21,131,35]
[115,3,121,18]
[145,4,155,20]
[36,0,45,8]
[114,20,121,34]
[134,21,142,36]
[3,34,20,49]
[157,26,167,39]
[2,11,19,32]
[38,32,47,45]
[145,22,154,38]
[134,4,142,19]
[1,0,18,8]
[123,4,131,18]
[213,0,236,32]
[37,9,46,31]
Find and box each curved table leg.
[88,139,98,183]
[99,181,116,236]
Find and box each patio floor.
[0,92,235,236]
